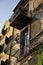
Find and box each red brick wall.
[34,0,42,9]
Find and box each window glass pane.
[20,27,29,55]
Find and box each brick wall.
[29,0,42,10]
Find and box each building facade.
[0,0,43,65]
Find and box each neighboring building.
[0,33,5,45]
[0,0,43,65]
[0,20,20,65]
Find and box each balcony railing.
[9,13,15,22]
[4,43,20,59]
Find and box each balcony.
[4,43,20,59]
[4,34,20,59]
[10,7,32,30]
[10,3,43,30]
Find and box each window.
[24,32,29,55]
[20,26,29,55]
[2,27,10,35]
[0,44,4,53]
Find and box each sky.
[0,0,20,31]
